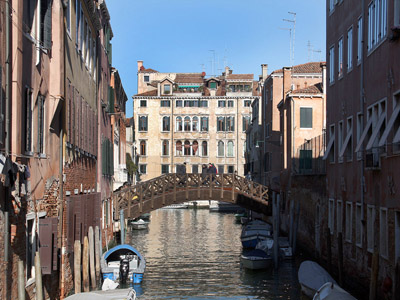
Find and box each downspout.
[360,0,365,231]
[236,97,239,173]
[171,96,174,170]
[4,0,11,267]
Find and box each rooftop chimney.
[225,66,230,76]
[261,64,268,81]
[320,62,327,95]
[283,67,292,102]
[137,60,143,72]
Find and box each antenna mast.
[283,11,296,67]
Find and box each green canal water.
[126,208,303,300]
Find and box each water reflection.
[126,209,301,299]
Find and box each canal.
[126,208,302,299]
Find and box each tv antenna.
[279,27,292,67]
[283,11,296,67]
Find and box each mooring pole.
[120,209,125,245]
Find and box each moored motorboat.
[101,244,146,284]
[139,213,151,221]
[298,261,337,298]
[130,219,148,230]
[64,288,136,300]
[313,282,357,300]
[241,249,273,270]
[240,220,272,248]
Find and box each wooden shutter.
[0,67,3,146]
[41,0,52,49]
[39,218,55,275]
[66,196,74,252]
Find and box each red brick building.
[324,0,400,297]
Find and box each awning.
[178,85,200,88]
[366,112,386,150]
[322,132,335,160]
[393,126,400,144]
[355,117,373,153]
[378,104,400,147]
[339,129,352,158]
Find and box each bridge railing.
[113,173,269,219]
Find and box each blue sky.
[107,0,326,118]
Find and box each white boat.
[64,288,136,300]
[162,203,189,209]
[241,249,273,270]
[130,219,148,230]
[313,282,357,300]
[298,261,337,298]
[241,220,273,248]
[278,237,293,259]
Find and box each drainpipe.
[4,0,11,268]
[360,0,365,231]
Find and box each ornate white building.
[133,61,260,181]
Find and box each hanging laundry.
[0,153,6,174]
[1,157,18,190]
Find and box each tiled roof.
[272,62,324,74]
[291,83,323,95]
[252,81,260,96]
[139,68,158,73]
[135,89,158,97]
[174,73,204,84]
[226,74,254,80]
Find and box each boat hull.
[241,255,272,270]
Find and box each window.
[218,165,224,174]
[228,100,234,107]
[217,117,226,132]
[242,116,251,132]
[66,0,71,34]
[329,0,334,12]
[162,116,170,132]
[192,117,198,132]
[192,165,198,173]
[345,202,353,242]
[338,38,343,77]
[75,0,80,46]
[176,141,182,156]
[347,27,353,71]
[218,141,224,157]
[367,205,376,252]
[161,164,169,174]
[200,100,208,107]
[325,124,335,163]
[357,17,363,63]
[227,141,234,157]
[139,164,147,174]
[368,0,387,51]
[184,140,191,156]
[192,141,199,156]
[328,198,335,234]
[300,107,312,128]
[218,100,226,108]
[395,211,400,262]
[380,208,388,258]
[329,46,335,84]
[140,140,146,156]
[184,117,191,131]
[161,100,171,107]
[337,200,343,234]
[209,82,217,89]
[338,120,344,157]
[176,117,183,131]
[299,150,312,171]
[138,116,148,131]
[176,100,183,107]
[144,75,149,82]
[244,100,252,107]
[227,166,234,174]
[140,100,147,107]
[162,140,169,156]
[202,141,208,156]
[396,0,400,26]
[200,117,209,131]
[356,203,362,247]
[164,84,171,94]
[37,95,45,155]
[226,117,235,131]
[25,88,33,154]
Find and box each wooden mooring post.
[74,240,81,294]
[95,226,101,280]
[18,260,25,300]
[88,226,96,288]
[34,252,43,300]
[338,232,344,286]
[82,236,90,292]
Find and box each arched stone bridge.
[113,173,270,220]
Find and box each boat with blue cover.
[240,220,273,248]
[100,244,146,284]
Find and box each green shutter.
[300,107,313,128]
[41,0,52,49]
[108,87,114,113]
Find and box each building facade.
[325,0,400,297]
[133,61,258,180]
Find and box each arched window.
[218,141,224,157]
[184,117,191,131]
[162,116,170,131]
[227,140,234,157]
[192,141,198,156]
[200,117,209,131]
[192,117,198,132]
[176,141,182,156]
[217,116,225,132]
[184,140,191,156]
[140,140,146,156]
[162,140,169,156]
[176,117,183,131]
[226,116,235,131]
[202,141,208,156]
